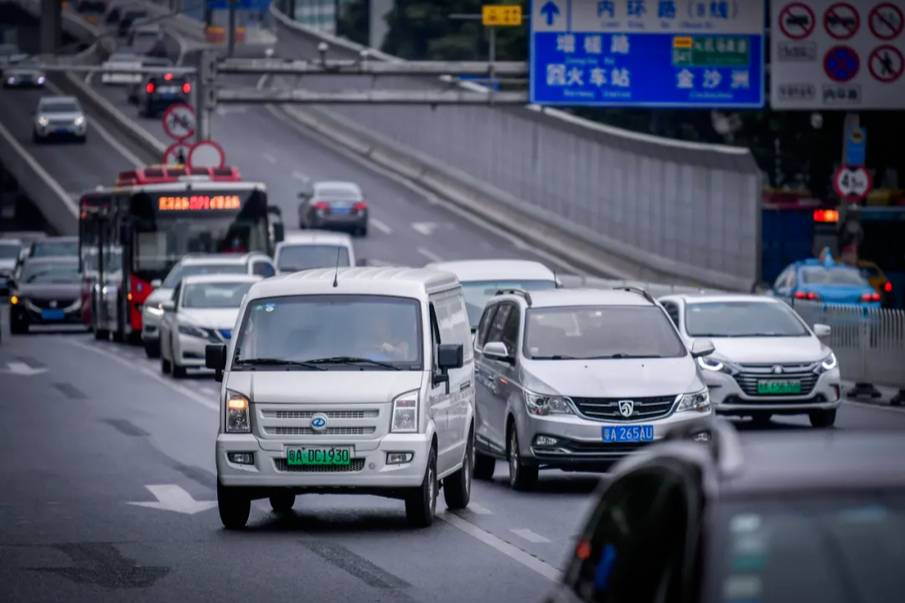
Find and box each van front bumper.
[216,432,430,490]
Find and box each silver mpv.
[473,288,714,489]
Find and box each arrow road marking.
[128,484,216,515]
[411,222,437,236]
[2,361,47,376]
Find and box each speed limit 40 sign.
[833,165,873,202]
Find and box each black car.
[138,72,191,117]
[3,67,46,88]
[548,420,905,603]
[9,257,83,334]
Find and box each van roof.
[247,267,459,300]
[426,259,555,282]
[279,231,353,246]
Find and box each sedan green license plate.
[757,379,801,395]
[286,447,352,466]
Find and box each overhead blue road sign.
[207,0,271,11]
[530,0,765,108]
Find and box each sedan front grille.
[29,298,77,310]
[273,458,365,473]
[733,364,819,396]
[571,395,678,421]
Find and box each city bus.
[79,166,279,342]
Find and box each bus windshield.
[130,189,269,280]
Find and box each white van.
[206,267,475,528]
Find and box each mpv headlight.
[677,389,710,413]
[391,390,418,433]
[524,391,574,416]
[819,352,838,372]
[225,391,250,433]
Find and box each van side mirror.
[691,339,715,358]
[433,343,463,392]
[482,341,511,362]
[813,323,831,338]
[205,344,227,381]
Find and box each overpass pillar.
[40,0,62,55]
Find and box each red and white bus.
[79,166,278,342]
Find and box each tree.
[336,0,368,46]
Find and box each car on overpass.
[206,267,472,529]
[101,51,142,85]
[426,259,557,332]
[159,274,260,378]
[549,421,905,603]
[3,65,46,88]
[472,287,714,489]
[298,181,368,236]
[8,257,83,334]
[141,253,275,358]
[136,71,191,117]
[274,231,356,274]
[33,97,87,144]
[658,294,842,428]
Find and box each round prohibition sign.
[824,45,860,82]
[779,2,816,40]
[188,140,225,169]
[868,44,904,82]
[869,3,904,40]
[162,102,196,141]
[824,2,860,40]
[163,141,192,165]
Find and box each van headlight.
[524,391,574,416]
[819,352,838,372]
[225,391,250,433]
[677,389,710,413]
[391,390,418,433]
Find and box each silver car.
[658,294,842,427]
[473,287,714,490]
[33,96,87,143]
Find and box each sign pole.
[196,50,212,143]
[227,0,237,58]
[841,112,859,164]
[489,26,496,104]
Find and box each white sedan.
[160,274,260,378]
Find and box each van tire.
[269,492,295,514]
[474,451,496,480]
[508,428,537,491]
[405,447,437,528]
[809,408,836,428]
[444,433,473,510]
[218,482,250,529]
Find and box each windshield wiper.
[233,357,326,370]
[305,356,403,371]
[590,353,659,359]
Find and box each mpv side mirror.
[482,341,511,362]
[161,300,175,313]
[205,343,227,382]
[813,323,831,338]
[691,339,715,358]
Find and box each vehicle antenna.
[332,247,341,288]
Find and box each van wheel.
[474,450,496,480]
[269,492,295,514]
[405,447,437,528]
[444,433,472,510]
[161,356,171,375]
[508,428,537,491]
[218,482,250,530]
[809,409,837,428]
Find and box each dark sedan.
[9,258,83,334]
[3,67,46,88]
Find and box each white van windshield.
[233,295,423,371]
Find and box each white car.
[142,253,276,358]
[274,231,356,274]
[425,259,557,332]
[101,52,142,85]
[159,274,261,378]
[658,294,842,428]
[33,96,87,143]
[205,267,473,529]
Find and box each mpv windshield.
[462,279,556,328]
[524,305,685,360]
[182,282,252,309]
[277,245,349,272]
[685,301,808,337]
[233,295,422,370]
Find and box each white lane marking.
[411,222,438,237]
[45,80,144,168]
[263,152,277,164]
[199,385,218,396]
[369,218,392,235]
[128,484,216,514]
[511,528,551,544]
[65,338,218,412]
[2,361,47,376]
[291,170,310,182]
[845,400,905,414]
[417,247,443,263]
[466,502,493,515]
[440,512,560,582]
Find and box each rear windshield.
[277,245,349,272]
[685,301,808,337]
[162,263,246,288]
[233,295,422,370]
[800,267,867,286]
[710,495,905,603]
[181,281,252,309]
[31,240,77,257]
[524,305,686,360]
[317,187,360,201]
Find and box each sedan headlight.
[74,115,85,127]
[225,391,250,433]
[145,303,164,317]
[177,323,206,338]
[391,390,418,433]
[37,115,49,127]
[524,390,574,416]
[696,355,737,375]
[677,389,711,413]
[819,352,838,372]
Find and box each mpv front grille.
[264,426,376,436]
[273,458,365,473]
[571,395,678,421]
[734,364,819,396]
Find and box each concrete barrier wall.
[270,7,762,291]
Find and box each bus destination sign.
[158,194,242,212]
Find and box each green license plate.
[757,379,801,395]
[286,447,352,466]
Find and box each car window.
[485,303,513,345]
[685,301,809,337]
[661,301,680,329]
[773,267,790,290]
[0,244,20,259]
[500,304,520,353]
[181,282,252,309]
[460,279,556,329]
[317,187,360,201]
[252,261,275,278]
[800,266,869,286]
[31,240,77,257]
[433,289,473,363]
[477,304,499,346]
[277,245,349,272]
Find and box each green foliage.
[336,0,369,46]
